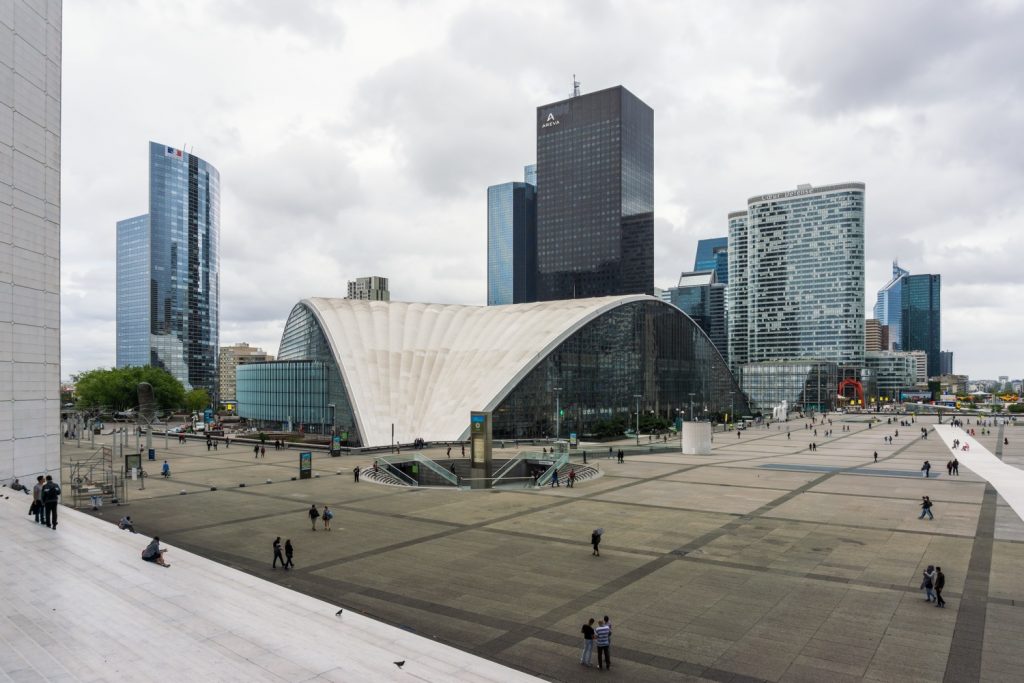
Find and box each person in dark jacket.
[579,618,596,667]
[272,537,286,569]
[591,529,602,556]
[40,475,61,530]
[919,496,934,520]
[142,537,169,566]
[934,567,946,607]
[284,539,295,569]
[308,504,320,530]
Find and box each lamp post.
[633,394,642,446]
[553,387,563,441]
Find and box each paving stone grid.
[64,415,1024,682]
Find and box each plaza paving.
[61,415,1024,682]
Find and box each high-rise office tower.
[345,276,389,301]
[1,1,62,481]
[663,271,727,361]
[694,237,728,284]
[939,351,953,376]
[726,212,749,369]
[487,181,537,305]
[535,85,653,300]
[523,164,536,186]
[728,183,866,370]
[873,261,910,350]
[900,274,941,377]
[116,142,221,398]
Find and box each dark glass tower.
[901,274,941,377]
[487,181,537,305]
[116,142,220,398]
[694,237,729,284]
[535,86,653,300]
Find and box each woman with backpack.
[322,505,334,531]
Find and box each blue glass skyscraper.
[694,237,728,284]
[873,261,909,349]
[901,274,941,377]
[116,142,221,397]
[487,181,537,305]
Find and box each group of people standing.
[308,504,334,530]
[580,616,613,669]
[23,475,61,529]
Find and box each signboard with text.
[299,451,312,480]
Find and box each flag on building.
[164,146,183,159]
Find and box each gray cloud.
[59,0,1024,382]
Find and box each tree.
[74,366,186,412]
[185,388,211,413]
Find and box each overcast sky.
[61,0,1024,381]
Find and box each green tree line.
[73,366,210,413]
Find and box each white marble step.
[0,495,538,682]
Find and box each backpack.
[323,509,333,520]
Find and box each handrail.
[374,459,418,486]
[535,453,569,487]
[408,453,460,486]
[490,451,533,485]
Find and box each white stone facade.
[0,1,61,483]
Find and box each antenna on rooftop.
[573,74,581,97]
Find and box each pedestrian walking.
[952,458,960,475]
[618,449,624,463]
[787,431,791,440]
[446,446,451,458]
[591,528,602,556]
[919,496,934,520]
[40,475,60,530]
[260,445,266,458]
[461,444,465,457]
[873,451,878,463]
[284,539,295,569]
[551,469,560,487]
[946,460,953,476]
[595,618,612,670]
[580,618,596,667]
[272,537,286,568]
[921,565,936,602]
[353,465,360,482]
[568,468,576,488]
[322,505,333,530]
[32,475,44,524]
[921,460,931,478]
[254,445,259,459]
[308,504,320,530]
[935,567,946,607]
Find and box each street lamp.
[552,387,563,441]
[633,394,642,446]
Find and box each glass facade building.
[901,274,941,377]
[486,181,537,305]
[864,351,918,401]
[535,86,654,300]
[236,361,331,431]
[728,183,865,372]
[740,361,839,414]
[115,215,150,368]
[873,261,910,350]
[662,271,727,362]
[237,296,747,446]
[694,237,729,284]
[115,142,220,397]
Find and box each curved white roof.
[301,295,660,447]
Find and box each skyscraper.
[116,142,221,398]
[694,237,728,284]
[728,183,866,370]
[939,350,953,376]
[535,85,653,300]
[901,274,941,377]
[218,343,274,405]
[487,181,537,305]
[663,271,727,361]
[1,1,62,481]
[873,261,909,349]
[864,319,883,352]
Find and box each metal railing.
[377,453,459,487]
[535,453,570,487]
[372,459,418,486]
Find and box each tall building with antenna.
[534,85,654,300]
